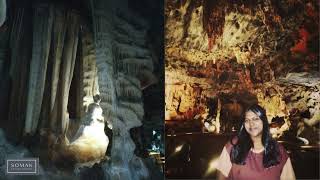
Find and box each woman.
[216,104,295,180]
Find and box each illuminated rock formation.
[165,0,319,141]
[91,0,156,179]
[0,0,163,179]
[64,100,109,169]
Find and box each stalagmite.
[66,97,109,169]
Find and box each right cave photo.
[164,0,319,179]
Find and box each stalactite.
[114,16,147,40]
[120,57,154,75]
[116,76,142,99]
[115,43,151,59]
[9,7,25,77]
[47,6,67,132]
[25,3,53,135]
[50,6,66,115]
[58,11,80,135]
[6,6,32,142]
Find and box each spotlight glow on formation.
[175,144,183,153]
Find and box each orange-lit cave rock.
[165,0,319,144]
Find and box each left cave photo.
[0,0,164,179]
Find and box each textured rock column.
[92,0,153,179]
[24,3,53,135]
[114,9,154,179]
[81,25,99,111]
[91,1,133,179]
[91,0,117,141]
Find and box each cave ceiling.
[165,0,319,139]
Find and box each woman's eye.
[245,118,260,123]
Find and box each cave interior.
[0,0,164,179]
[165,0,319,179]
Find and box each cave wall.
[0,0,163,179]
[165,0,319,141]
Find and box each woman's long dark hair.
[230,104,280,168]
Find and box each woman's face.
[244,110,263,138]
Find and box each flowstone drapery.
[6,4,33,142]
[91,0,154,179]
[25,3,54,135]
[24,3,81,140]
[50,10,80,136]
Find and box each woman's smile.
[244,110,263,137]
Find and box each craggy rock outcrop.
[165,0,319,143]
